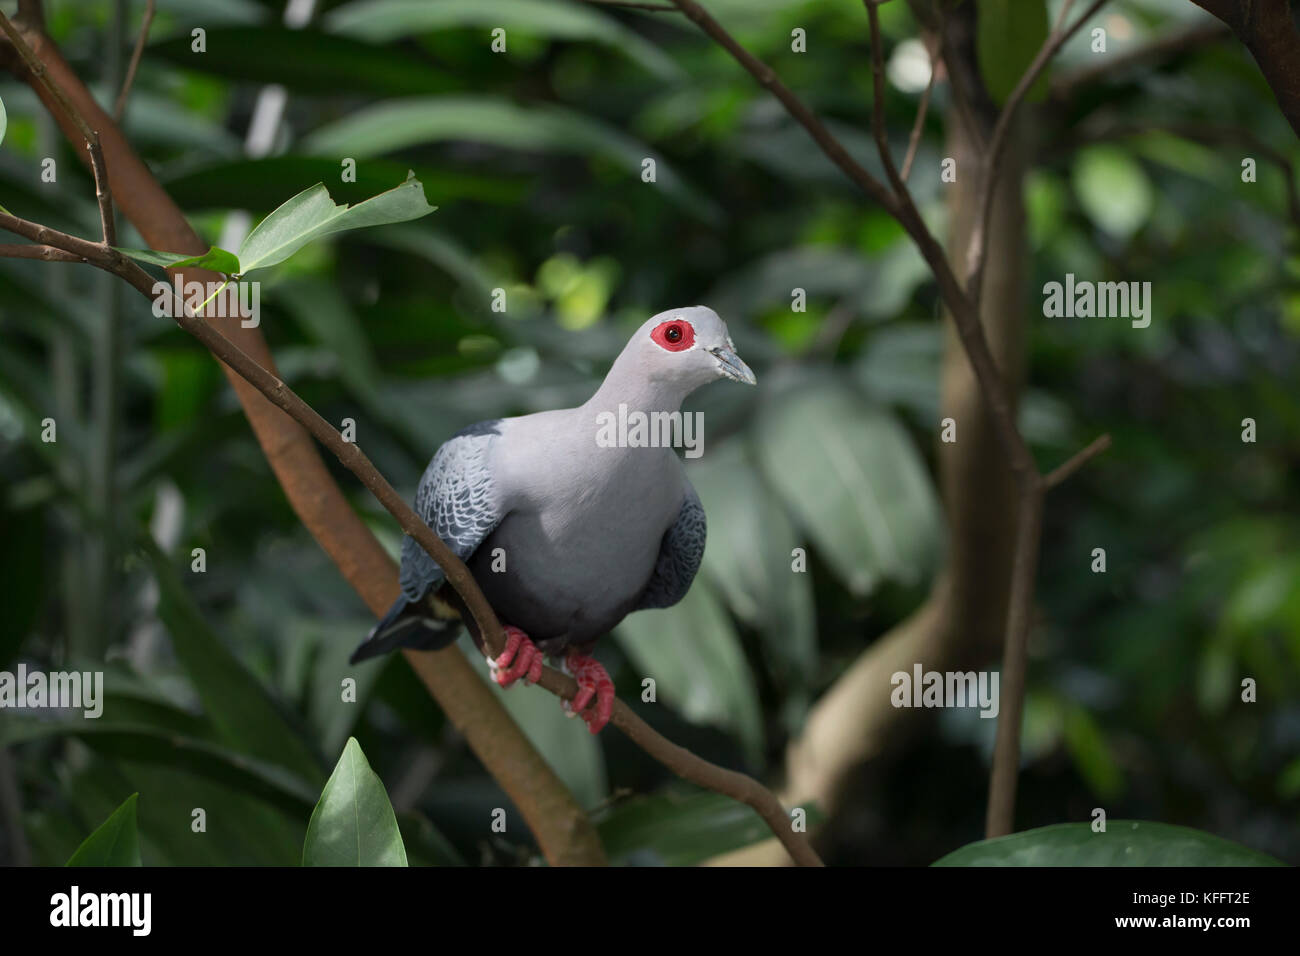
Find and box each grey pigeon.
[350,306,755,732]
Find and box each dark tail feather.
[350,596,461,664]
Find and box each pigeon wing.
[399,420,505,604]
[634,483,707,611]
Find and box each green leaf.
[300,96,718,221]
[687,444,817,683]
[933,821,1286,866]
[614,581,764,762]
[114,245,241,274]
[1062,705,1125,799]
[147,27,456,96]
[237,172,436,274]
[0,714,320,818]
[303,738,408,866]
[141,539,325,785]
[161,157,524,214]
[275,277,382,403]
[755,378,942,597]
[1072,146,1154,239]
[66,793,143,867]
[326,0,683,80]
[976,0,1050,105]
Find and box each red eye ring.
[651,320,694,352]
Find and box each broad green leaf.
[161,157,524,214]
[1062,705,1125,799]
[1072,146,1154,239]
[303,738,408,866]
[67,793,142,867]
[934,821,1285,866]
[0,712,321,817]
[147,27,455,95]
[687,445,816,683]
[300,96,718,221]
[326,0,683,80]
[976,0,1050,105]
[114,245,241,274]
[614,581,763,762]
[142,539,325,785]
[276,277,383,404]
[755,378,942,597]
[237,172,436,273]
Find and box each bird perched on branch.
[351,306,756,733]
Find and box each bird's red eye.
[651,320,694,351]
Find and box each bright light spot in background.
[497,347,540,385]
[887,38,932,94]
[1104,14,1134,42]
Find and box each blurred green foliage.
[0,0,1296,866]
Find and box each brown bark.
[5,25,607,867]
[1191,0,1300,139]
[783,85,1028,820]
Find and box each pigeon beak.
[710,343,757,385]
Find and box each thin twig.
[669,0,900,216]
[0,11,115,244]
[0,208,824,866]
[0,242,84,262]
[1045,433,1112,489]
[1051,19,1230,101]
[113,0,155,121]
[965,0,1108,309]
[900,40,937,182]
[672,0,1115,843]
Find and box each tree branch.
[1190,0,1300,139]
[1050,18,1230,101]
[669,0,1114,840]
[966,0,1108,309]
[0,14,605,868]
[0,14,822,867]
[900,39,937,183]
[1044,433,1113,489]
[113,0,155,121]
[0,13,114,246]
[0,204,822,866]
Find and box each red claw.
[564,650,615,734]
[493,626,543,687]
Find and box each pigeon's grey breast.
[468,408,690,650]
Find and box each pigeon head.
[588,306,755,413]
[633,305,756,388]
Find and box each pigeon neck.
[585,351,689,416]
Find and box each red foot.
[491,626,543,687]
[564,650,614,734]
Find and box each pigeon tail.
[349,595,461,664]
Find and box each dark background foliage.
[0,0,1296,865]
